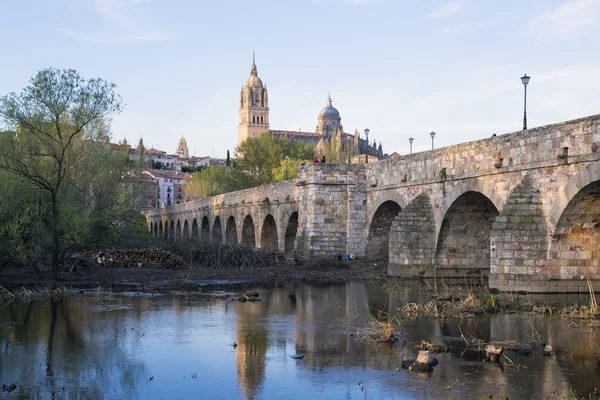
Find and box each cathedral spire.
[250,51,257,76]
[326,92,332,107]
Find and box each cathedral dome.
[319,94,340,118]
[245,74,263,88]
[245,54,264,88]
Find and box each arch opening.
[284,212,299,252]
[226,216,238,244]
[242,215,256,246]
[153,222,158,237]
[192,218,199,239]
[435,191,498,276]
[550,180,600,275]
[159,221,164,238]
[261,215,278,250]
[366,201,402,259]
[212,216,223,245]
[176,220,181,241]
[169,220,175,240]
[183,220,189,239]
[200,216,210,243]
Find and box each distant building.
[237,55,383,160]
[176,136,189,158]
[143,170,190,207]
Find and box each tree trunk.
[50,190,60,276]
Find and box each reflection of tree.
[0,296,147,398]
[234,302,269,400]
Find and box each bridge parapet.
[146,114,600,292]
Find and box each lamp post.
[364,128,370,163]
[430,131,436,150]
[284,155,289,180]
[521,74,530,130]
[409,137,414,154]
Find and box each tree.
[0,68,124,274]
[152,160,164,169]
[226,149,231,167]
[136,137,148,169]
[184,165,251,199]
[235,133,314,186]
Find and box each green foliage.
[317,138,352,164]
[181,165,206,173]
[185,166,251,199]
[0,67,131,273]
[235,132,314,186]
[152,160,164,169]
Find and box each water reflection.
[0,282,599,399]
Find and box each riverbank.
[0,258,388,290]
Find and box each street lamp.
[284,155,289,180]
[364,128,370,163]
[521,74,530,130]
[409,137,414,154]
[430,131,436,150]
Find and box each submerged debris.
[401,350,439,371]
[416,340,449,353]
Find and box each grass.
[0,285,68,302]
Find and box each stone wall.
[147,114,600,292]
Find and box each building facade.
[237,56,383,160]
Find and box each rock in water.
[485,344,503,363]
[543,344,553,356]
[290,354,305,360]
[402,350,439,371]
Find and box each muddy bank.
[0,259,388,290]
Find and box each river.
[1,281,599,399]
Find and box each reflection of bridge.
[147,115,600,292]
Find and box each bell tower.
[238,53,270,146]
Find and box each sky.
[1,0,599,157]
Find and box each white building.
[144,170,189,207]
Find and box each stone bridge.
[146,114,600,293]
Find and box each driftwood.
[90,249,185,269]
[416,340,449,353]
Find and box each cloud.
[65,0,173,43]
[425,2,462,19]
[529,0,600,39]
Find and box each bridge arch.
[261,214,278,250]
[241,215,256,246]
[159,221,163,238]
[367,191,406,234]
[436,180,503,238]
[284,212,299,252]
[212,216,223,245]
[183,220,189,239]
[226,216,238,244]
[169,220,175,240]
[366,200,402,259]
[153,222,158,237]
[201,216,210,243]
[176,220,182,241]
[191,218,199,239]
[549,163,600,230]
[549,178,600,276]
[435,191,499,277]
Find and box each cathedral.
[237,55,383,160]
